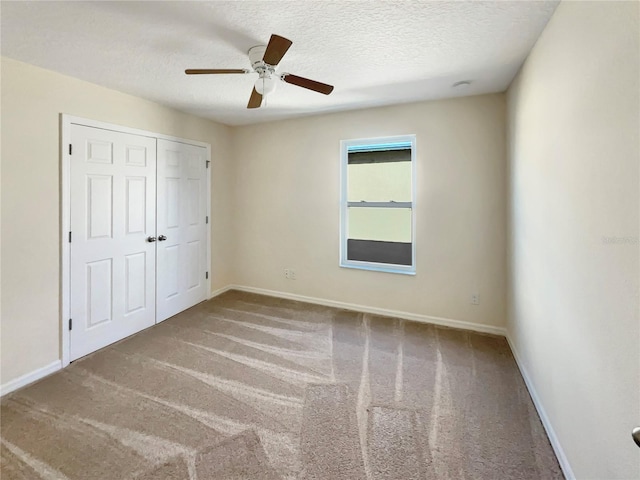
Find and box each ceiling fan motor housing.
[248,45,268,69]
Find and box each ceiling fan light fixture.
[255,74,277,95]
[185,33,334,109]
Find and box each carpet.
[0,290,563,479]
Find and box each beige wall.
[507,2,639,479]
[0,57,234,384]
[231,94,507,327]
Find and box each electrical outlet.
[471,293,480,305]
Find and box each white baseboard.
[223,284,507,337]
[0,360,62,397]
[209,285,234,299]
[505,334,575,480]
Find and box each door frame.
[60,114,212,368]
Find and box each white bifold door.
[69,125,208,361]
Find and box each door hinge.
[205,271,209,279]
[69,231,72,243]
[206,216,209,224]
[206,160,210,169]
[69,144,72,155]
[69,319,73,330]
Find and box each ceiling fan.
[185,34,334,109]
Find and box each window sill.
[339,261,416,276]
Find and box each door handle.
[146,236,157,243]
[633,427,640,448]
[158,235,167,241]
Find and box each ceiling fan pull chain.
[263,76,267,107]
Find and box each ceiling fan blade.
[185,69,249,75]
[282,74,334,95]
[247,87,263,109]
[262,34,292,66]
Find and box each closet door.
[69,125,157,361]
[156,139,208,322]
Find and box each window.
[340,135,416,274]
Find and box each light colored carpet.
[0,290,563,479]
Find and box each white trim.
[226,284,507,336]
[62,115,210,149]
[60,115,71,368]
[339,260,417,276]
[348,201,412,208]
[339,134,417,275]
[206,143,212,299]
[60,114,212,368]
[1,361,62,397]
[506,334,575,480]
[209,284,234,299]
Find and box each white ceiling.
[1,1,559,126]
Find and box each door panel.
[87,175,113,238]
[70,125,157,361]
[124,252,147,314]
[125,177,147,234]
[187,240,201,289]
[156,140,208,322]
[165,177,180,228]
[86,259,112,327]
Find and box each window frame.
[339,134,417,275]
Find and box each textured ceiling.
[1,1,558,126]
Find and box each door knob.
[147,236,157,242]
[158,235,167,241]
[633,427,640,448]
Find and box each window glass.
[347,207,412,243]
[347,151,412,203]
